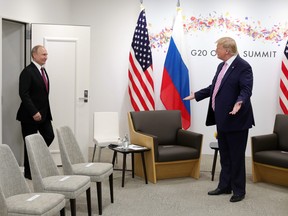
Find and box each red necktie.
[212,62,228,111]
[41,67,48,92]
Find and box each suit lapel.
[32,63,49,92]
[218,56,239,90]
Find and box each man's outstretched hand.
[183,92,195,100]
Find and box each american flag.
[128,8,155,111]
[280,40,288,114]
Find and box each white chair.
[92,112,120,162]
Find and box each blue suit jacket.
[195,55,255,131]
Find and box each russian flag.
[160,8,191,129]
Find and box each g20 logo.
[191,49,217,57]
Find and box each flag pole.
[176,0,181,12]
[140,0,144,10]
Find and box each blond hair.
[216,37,238,55]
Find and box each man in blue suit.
[17,45,54,180]
[184,37,255,202]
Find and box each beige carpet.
[26,148,288,216]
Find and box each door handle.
[79,90,88,103]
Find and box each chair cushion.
[157,145,199,162]
[131,110,182,145]
[72,163,113,182]
[6,193,65,215]
[42,175,90,199]
[254,150,288,168]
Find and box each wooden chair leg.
[86,188,92,216]
[60,207,65,216]
[109,173,114,203]
[70,199,76,216]
[96,182,102,215]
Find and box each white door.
[31,24,90,163]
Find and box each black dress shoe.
[208,188,231,195]
[230,194,245,202]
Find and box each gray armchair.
[0,144,65,216]
[128,110,203,183]
[251,114,288,186]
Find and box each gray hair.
[31,45,44,59]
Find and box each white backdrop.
[1,0,288,157]
[138,0,287,156]
[41,0,288,156]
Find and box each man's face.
[33,47,48,66]
[215,44,227,61]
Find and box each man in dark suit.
[17,45,54,180]
[184,37,254,202]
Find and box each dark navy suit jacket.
[195,55,255,131]
[16,62,52,123]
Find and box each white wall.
[1,0,288,156]
[69,0,140,146]
[70,0,288,156]
[0,0,72,23]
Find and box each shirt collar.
[225,55,237,67]
[32,60,44,72]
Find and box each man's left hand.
[229,101,242,115]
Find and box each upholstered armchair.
[251,114,288,187]
[128,110,203,183]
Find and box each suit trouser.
[217,129,248,196]
[21,120,54,176]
